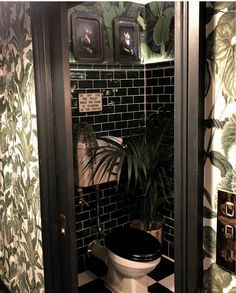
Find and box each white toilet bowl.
[90,227,162,293]
[105,249,161,293]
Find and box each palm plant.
[89,114,174,230]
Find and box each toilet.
[90,226,161,293]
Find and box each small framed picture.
[114,17,140,63]
[71,11,104,63]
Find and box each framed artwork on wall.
[114,17,140,63]
[71,11,104,63]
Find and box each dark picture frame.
[114,17,140,63]
[71,11,104,63]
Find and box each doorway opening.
[68,2,175,292]
[31,2,204,292]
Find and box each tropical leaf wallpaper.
[69,1,174,64]
[203,2,236,291]
[0,2,45,292]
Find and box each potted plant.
[90,113,174,239]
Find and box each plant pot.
[130,219,163,244]
[147,221,162,244]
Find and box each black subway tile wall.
[71,63,146,138]
[146,60,175,259]
[70,60,175,271]
[75,183,137,272]
[71,63,145,272]
[146,60,174,116]
[157,199,175,259]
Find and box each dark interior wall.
[146,61,174,115]
[70,61,175,271]
[68,1,175,272]
[71,63,146,272]
[146,60,175,259]
[71,63,145,138]
[75,183,136,273]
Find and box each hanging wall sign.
[78,92,103,112]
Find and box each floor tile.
[79,279,111,293]
[79,254,175,292]
[78,270,98,286]
[148,256,174,282]
[87,255,108,277]
[139,275,157,287]
[158,274,175,292]
[148,282,173,293]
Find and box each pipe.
[87,239,108,265]
[96,184,106,238]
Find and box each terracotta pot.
[148,227,162,244]
[130,219,163,244]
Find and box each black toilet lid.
[105,227,161,262]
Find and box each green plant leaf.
[88,114,173,227]
[153,7,174,47]
[9,262,17,279]
[0,96,7,113]
[210,2,236,10]
[221,114,236,155]
[148,2,164,18]
[203,263,233,292]
[37,273,44,287]
[101,3,119,50]
[204,187,212,207]
[118,2,124,12]
[123,2,142,18]
[231,169,236,193]
[204,118,225,129]
[140,42,162,63]
[206,30,216,62]
[72,5,89,13]
[206,150,232,177]
[35,261,43,270]
[205,60,211,97]
[214,12,236,101]
[205,6,219,25]
[220,169,236,193]
[137,16,146,30]
[203,206,217,219]
[203,225,216,258]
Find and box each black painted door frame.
[31,3,78,293]
[174,2,204,293]
[30,2,204,293]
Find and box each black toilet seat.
[105,227,162,262]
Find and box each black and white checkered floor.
[78,255,174,293]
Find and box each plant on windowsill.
[89,113,174,239]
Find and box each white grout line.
[162,254,175,262]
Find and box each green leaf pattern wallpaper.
[203,2,236,291]
[69,1,174,64]
[2,2,236,292]
[0,2,44,292]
